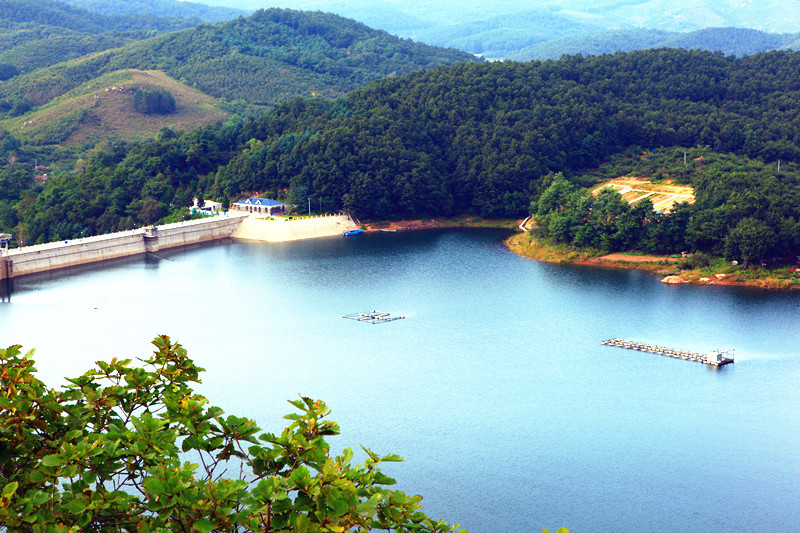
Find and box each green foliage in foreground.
[0,336,459,532]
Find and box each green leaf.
[143,478,165,494]
[41,454,63,467]
[2,481,18,498]
[68,497,86,514]
[28,491,50,506]
[325,491,349,517]
[192,519,215,533]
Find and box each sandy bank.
[230,214,353,242]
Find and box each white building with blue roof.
[232,197,286,216]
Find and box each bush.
[680,252,711,270]
[0,336,458,532]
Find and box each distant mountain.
[412,9,608,57]
[64,0,248,23]
[209,0,800,59]
[1,8,478,109]
[659,27,796,56]
[591,0,800,34]
[509,27,799,61]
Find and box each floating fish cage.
[601,338,734,367]
[343,311,405,324]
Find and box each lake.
[1,229,799,532]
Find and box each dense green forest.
[3,49,800,263]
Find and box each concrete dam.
[0,213,354,281]
[0,215,245,280]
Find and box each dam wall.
[144,215,245,252]
[1,215,245,280]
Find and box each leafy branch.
[0,335,460,532]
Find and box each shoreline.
[361,216,518,233]
[505,228,800,291]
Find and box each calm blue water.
[1,229,799,532]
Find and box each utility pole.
[778,160,781,172]
[683,151,687,166]
[308,197,311,216]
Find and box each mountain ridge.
[0,7,478,109]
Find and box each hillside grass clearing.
[1,69,229,146]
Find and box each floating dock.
[343,311,405,324]
[601,339,734,367]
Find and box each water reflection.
[0,278,10,302]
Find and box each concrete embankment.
[0,214,245,280]
[230,214,353,242]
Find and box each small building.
[231,197,286,216]
[705,349,734,364]
[190,198,223,215]
[0,233,10,257]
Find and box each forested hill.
[4,49,800,260]
[64,0,248,23]
[0,8,479,107]
[211,49,800,220]
[0,0,206,78]
[0,0,199,34]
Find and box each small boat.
[342,228,363,236]
[380,229,398,233]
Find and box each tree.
[0,336,459,532]
[723,217,778,265]
[133,88,177,115]
[138,197,164,224]
[0,64,19,81]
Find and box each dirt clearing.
[592,177,695,213]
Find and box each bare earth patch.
[592,176,695,213]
